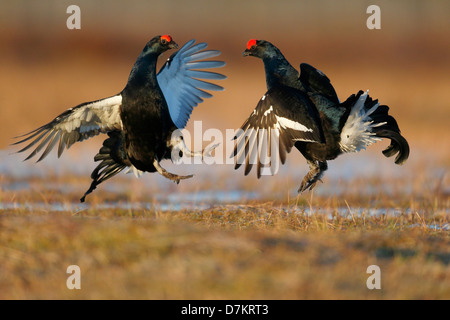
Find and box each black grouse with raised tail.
[232,39,409,192]
[13,35,226,202]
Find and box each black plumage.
[13,35,226,202]
[233,39,409,192]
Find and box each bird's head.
[159,35,179,50]
[243,39,280,60]
[143,35,179,55]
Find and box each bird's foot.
[164,171,194,184]
[298,173,322,193]
[153,158,193,184]
[184,142,220,159]
[297,161,327,193]
[202,143,220,158]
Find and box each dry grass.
[0,204,448,300]
[0,160,448,300]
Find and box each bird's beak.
[169,41,179,50]
[242,49,251,57]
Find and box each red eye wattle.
[247,39,257,50]
[161,35,172,43]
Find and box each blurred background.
[0,0,448,199]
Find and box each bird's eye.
[251,45,256,50]
[161,39,167,45]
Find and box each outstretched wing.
[157,39,226,129]
[232,86,324,178]
[12,95,123,162]
[299,63,340,105]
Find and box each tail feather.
[80,131,129,202]
[339,90,409,165]
[364,97,409,165]
[373,129,409,165]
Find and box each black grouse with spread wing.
[13,35,226,201]
[233,39,409,192]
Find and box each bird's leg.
[298,160,328,193]
[179,138,220,159]
[153,158,193,184]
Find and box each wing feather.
[189,50,222,61]
[13,95,122,161]
[187,61,226,69]
[157,39,226,129]
[299,63,340,104]
[232,86,324,177]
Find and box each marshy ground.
[0,1,449,300]
[1,144,448,299]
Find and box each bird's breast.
[119,90,173,166]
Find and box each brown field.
[0,1,449,300]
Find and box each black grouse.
[232,39,409,192]
[13,35,226,202]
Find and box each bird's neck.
[126,53,160,89]
[262,55,300,90]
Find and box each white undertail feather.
[339,90,386,153]
[124,165,144,178]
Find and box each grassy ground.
[0,202,448,300]
[1,160,448,300]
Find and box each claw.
[203,142,220,158]
[298,179,317,193]
[165,171,193,184]
[153,158,193,183]
[178,138,220,159]
[297,160,327,193]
